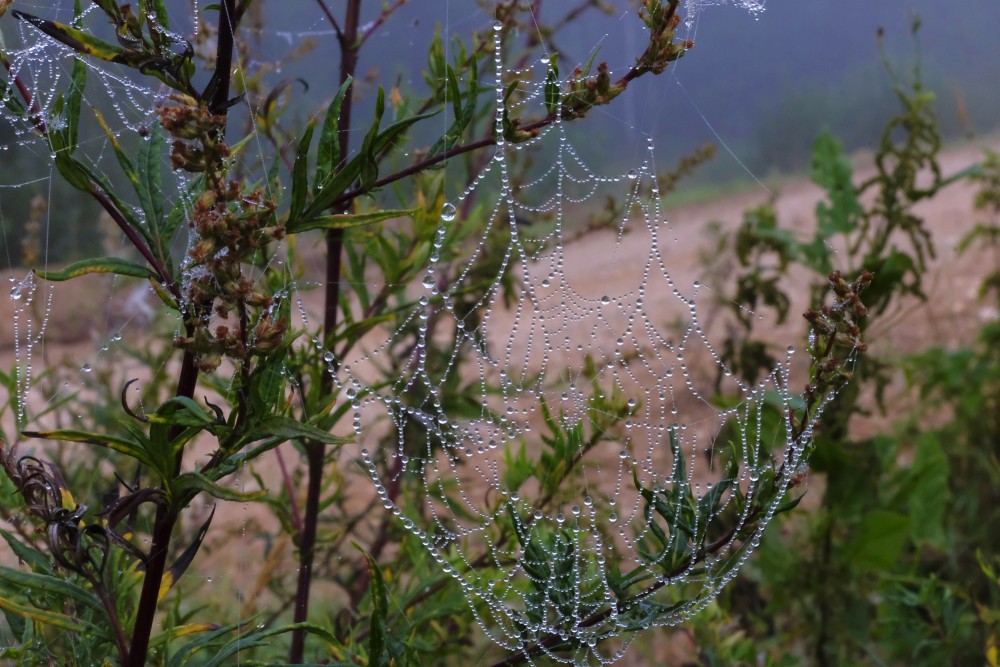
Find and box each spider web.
[325,4,826,666]
[0,2,842,666]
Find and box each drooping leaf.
[36,257,155,282]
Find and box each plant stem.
[127,2,238,663]
[288,1,361,661]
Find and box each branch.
[358,0,408,48]
[313,0,343,42]
[330,44,682,210]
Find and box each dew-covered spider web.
[0,1,856,666]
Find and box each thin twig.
[358,0,408,48]
[313,0,343,41]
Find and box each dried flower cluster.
[158,94,286,372]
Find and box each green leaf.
[53,152,93,192]
[315,76,353,193]
[163,174,204,251]
[290,119,315,225]
[544,56,560,115]
[35,257,154,282]
[289,208,416,234]
[0,531,52,574]
[173,472,267,503]
[138,120,166,243]
[811,131,863,243]
[247,415,349,445]
[21,428,158,470]
[845,509,911,570]
[0,567,104,616]
[362,550,390,667]
[906,433,949,549]
[148,396,219,429]
[201,623,340,667]
[64,54,86,150]
[0,594,96,634]
[13,11,123,62]
[358,87,386,191]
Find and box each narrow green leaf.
[202,623,340,667]
[138,120,166,240]
[173,472,267,503]
[315,76,352,193]
[65,55,86,150]
[0,568,104,616]
[362,550,389,667]
[36,257,154,282]
[13,11,125,62]
[150,0,170,28]
[289,208,415,234]
[544,57,560,115]
[149,396,218,428]
[0,594,94,634]
[358,87,386,190]
[289,120,315,225]
[94,107,140,187]
[53,151,94,192]
[163,174,203,251]
[248,415,349,445]
[0,531,52,575]
[21,428,156,469]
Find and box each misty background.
[2,0,998,265]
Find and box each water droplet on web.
[440,202,457,222]
[81,364,92,373]
[493,20,503,31]
[422,274,436,289]
[626,169,638,180]
[9,285,23,301]
[600,295,610,305]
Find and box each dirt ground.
[1,137,998,662]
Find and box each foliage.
[699,19,999,667]
[2,3,990,667]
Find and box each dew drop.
[81,364,92,373]
[440,202,457,222]
[626,169,638,180]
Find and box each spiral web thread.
[2,3,200,425]
[331,10,828,667]
[0,3,835,666]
